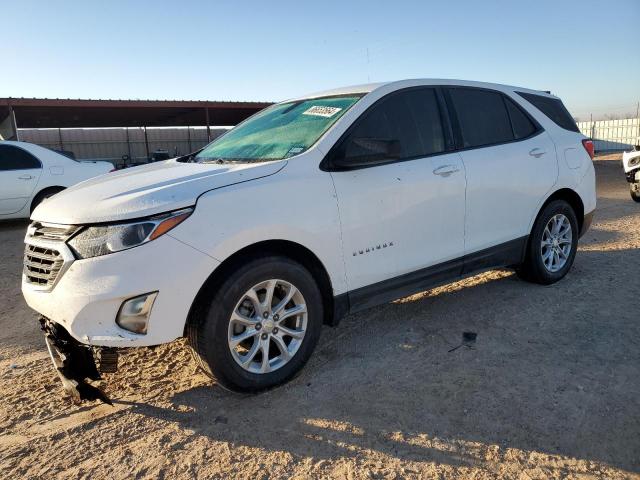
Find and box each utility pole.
[366,47,370,83]
[205,108,211,142]
[143,126,150,161]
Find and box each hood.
[32,159,287,224]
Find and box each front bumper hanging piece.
[39,317,112,405]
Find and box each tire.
[31,188,64,213]
[187,255,323,393]
[630,182,640,203]
[516,200,579,285]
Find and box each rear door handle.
[433,165,460,177]
[18,174,34,180]
[529,148,546,158]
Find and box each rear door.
[445,87,557,261]
[328,87,466,296]
[0,144,42,215]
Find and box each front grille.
[23,222,79,290]
[23,245,64,287]
[28,223,79,242]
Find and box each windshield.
[195,94,362,163]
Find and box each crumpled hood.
[32,159,286,224]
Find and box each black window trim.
[443,85,544,153]
[320,86,454,172]
[0,144,43,171]
[321,85,545,172]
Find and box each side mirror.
[332,138,401,169]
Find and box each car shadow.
[121,242,640,475]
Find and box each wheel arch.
[536,188,585,233]
[30,186,66,213]
[185,239,343,337]
[522,188,585,265]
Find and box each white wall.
[17,126,228,163]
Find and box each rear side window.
[0,145,41,171]
[516,92,579,133]
[337,88,445,166]
[505,98,537,139]
[448,88,513,148]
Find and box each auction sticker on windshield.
[302,106,342,117]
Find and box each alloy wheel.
[540,213,573,273]
[227,279,307,374]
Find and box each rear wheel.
[187,255,323,392]
[516,200,579,285]
[630,182,640,203]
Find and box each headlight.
[68,208,193,259]
[630,156,640,167]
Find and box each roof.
[290,79,555,101]
[0,98,273,128]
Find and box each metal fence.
[577,118,640,152]
[17,127,228,165]
[19,117,640,161]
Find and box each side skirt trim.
[344,235,528,315]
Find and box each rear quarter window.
[505,97,538,139]
[516,92,579,133]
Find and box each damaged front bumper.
[40,317,117,405]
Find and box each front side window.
[335,88,445,167]
[448,88,513,148]
[0,145,41,171]
[195,95,362,163]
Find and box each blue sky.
[3,0,639,120]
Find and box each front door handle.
[433,165,460,177]
[18,174,34,180]
[529,148,546,158]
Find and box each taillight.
[582,139,595,160]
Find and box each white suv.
[22,79,596,401]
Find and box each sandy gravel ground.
[0,160,639,479]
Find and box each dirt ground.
[0,160,638,479]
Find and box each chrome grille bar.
[23,222,78,291]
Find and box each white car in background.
[0,141,113,219]
[22,79,596,403]
[622,145,640,202]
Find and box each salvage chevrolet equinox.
[22,79,596,402]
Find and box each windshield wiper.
[198,157,234,164]
[200,157,273,164]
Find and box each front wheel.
[630,182,640,203]
[516,200,579,285]
[187,255,323,393]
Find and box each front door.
[328,87,466,299]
